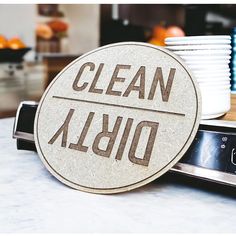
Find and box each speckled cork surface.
[34,42,201,194]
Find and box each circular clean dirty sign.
[34,42,201,194]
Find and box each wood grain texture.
[43,55,79,90]
[221,94,236,121]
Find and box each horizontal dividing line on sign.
[52,95,185,117]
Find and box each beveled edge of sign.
[34,42,202,194]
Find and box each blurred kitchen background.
[1,4,236,118]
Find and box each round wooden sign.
[34,42,201,194]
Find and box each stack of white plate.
[165,35,231,120]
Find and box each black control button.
[226,145,236,174]
[16,103,37,134]
[231,148,236,165]
[15,102,38,151]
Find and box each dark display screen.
[181,126,236,175]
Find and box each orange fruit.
[0,35,7,49]
[47,20,68,32]
[36,23,53,40]
[7,37,26,49]
[153,25,166,41]
[148,38,165,46]
[165,26,185,38]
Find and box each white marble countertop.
[1,117,236,233]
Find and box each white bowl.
[173,50,231,56]
[194,72,231,78]
[165,35,231,43]
[180,55,231,62]
[187,64,229,70]
[199,83,231,89]
[192,70,230,76]
[196,76,231,82]
[200,89,231,119]
[185,60,230,65]
[200,85,231,92]
[200,88,231,93]
[165,39,231,45]
[192,67,230,72]
[165,44,231,50]
[194,73,231,79]
[198,79,231,85]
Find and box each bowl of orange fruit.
[0,35,31,63]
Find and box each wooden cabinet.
[42,54,79,89]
